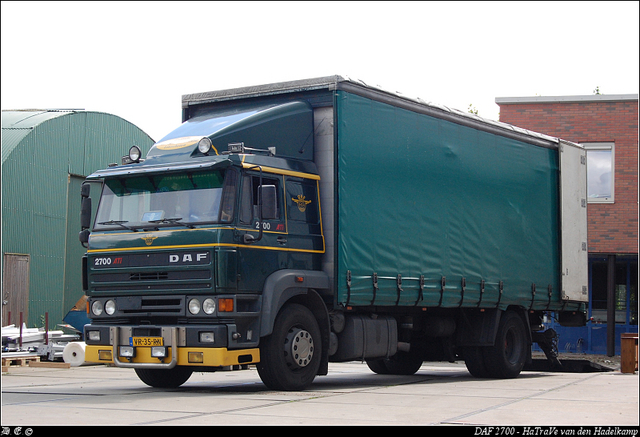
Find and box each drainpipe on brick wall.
[607,254,616,356]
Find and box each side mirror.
[81,183,91,198]
[244,185,277,245]
[79,229,90,245]
[80,197,92,230]
[80,183,92,247]
[259,185,277,220]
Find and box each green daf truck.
[79,76,588,390]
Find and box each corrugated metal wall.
[2,111,154,327]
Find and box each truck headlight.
[151,347,167,358]
[129,145,141,162]
[199,332,215,343]
[198,137,212,154]
[188,298,201,315]
[119,346,135,358]
[105,300,116,315]
[202,298,216,315]
[91,300,103,316]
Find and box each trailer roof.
[182,76,572,150]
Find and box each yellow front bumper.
[85,345,260,368]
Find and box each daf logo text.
[169,253,209,263]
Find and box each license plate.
[131,337,164,347]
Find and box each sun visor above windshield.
[147,100,314,162]
[86,156,233,179]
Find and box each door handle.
[277,236,287,245]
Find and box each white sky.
[2,1,638,143]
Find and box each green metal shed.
[2,109,154,328]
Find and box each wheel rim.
[284,328,314,368]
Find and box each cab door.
[237,172,286,292]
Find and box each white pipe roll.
[63,341,87,367]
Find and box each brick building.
[496,94,638,355]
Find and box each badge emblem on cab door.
[292,195,312,212]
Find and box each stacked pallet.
[2,353,40,371]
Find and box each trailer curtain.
[335,91,562,310]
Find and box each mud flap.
[456,308,501,347]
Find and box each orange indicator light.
[218,298,234,312]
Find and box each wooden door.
[2,254,30,326]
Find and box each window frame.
[93,169,231,230]
[582,142,615,203]
[286,178,320,225]
[239,172,283,226]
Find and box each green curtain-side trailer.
[336,91,564,310]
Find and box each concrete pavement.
[1,361,638,426]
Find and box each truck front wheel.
[135,367,193,388]
[257,303,322,391]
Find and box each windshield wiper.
[149,217,195,229]
[98,220,139,232]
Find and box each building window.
[583,142,614,203]
[589,256,638,325]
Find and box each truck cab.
[80,100,332,390]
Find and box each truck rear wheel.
[463,346,490,378]
[366,351,423,375]
[257,303,322,391]
[135,367,193,388]
[481,310,528,378]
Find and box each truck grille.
[92,270,211,292]
[131,272,169,281]
[122,296,184,315]
[89,251,213,293]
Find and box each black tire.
[257,303,322,391]
[482,310,528,378]
[366,351,423,376]
[366,358,392,374]
[135,367,193,388]
[463,346,491,378]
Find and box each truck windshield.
[94,169,236,230]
